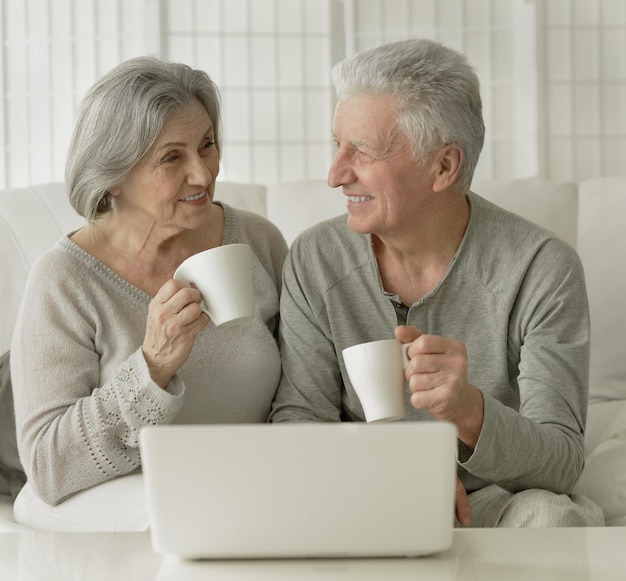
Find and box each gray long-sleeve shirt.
[270,192,590,495]
[12,203,288,505]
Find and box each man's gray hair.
[332,39,485,192]
[66,56,222,221]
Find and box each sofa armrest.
[0,184,85,354]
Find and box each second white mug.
[342,339,410,423]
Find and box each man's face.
[329,94,436,238]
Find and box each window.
[1,0,624,188]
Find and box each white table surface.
[0,527,624,580]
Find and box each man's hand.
[455,477,471,527]
[395,325,484,451]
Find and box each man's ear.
[432,144,463,192]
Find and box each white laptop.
[139,422,457,560]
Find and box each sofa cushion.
[585,400,624,455]
[13,473,148,532]
[0,351,25,499]
[574,400,626,526]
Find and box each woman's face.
[110,98,219,235]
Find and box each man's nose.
[327,148,355,188]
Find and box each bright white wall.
[1,0,625,189]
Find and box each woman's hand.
[143,279,209,388]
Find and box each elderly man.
[269,38,603,528]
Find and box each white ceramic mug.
[173,244,254,328]
[342,339,410,423]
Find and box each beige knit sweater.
[11,203,287,505]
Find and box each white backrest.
[0,183,85,354]
[213,181,267,217]
[265,178,580,248]
[577,177,626,403]
[266,180,347,246]
[471,178,579,249]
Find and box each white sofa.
[1,177,625,531]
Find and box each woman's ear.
[432,144,463,192]
[108,186,121,197]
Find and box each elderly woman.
[11,57,287,531]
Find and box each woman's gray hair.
[66,56,222,221]
[332,39,485,193]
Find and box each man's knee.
[498,489,605,528]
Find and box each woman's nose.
[186,154,215,187]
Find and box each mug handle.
[401,342,411,368]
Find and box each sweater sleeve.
[11,249,185,505]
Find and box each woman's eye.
[161,152,179,163]
[203,139,215,149]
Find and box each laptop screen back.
[140,422,457,560]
